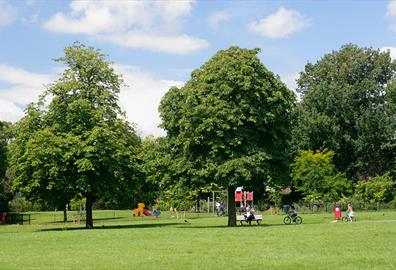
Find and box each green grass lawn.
[1,210,396,269]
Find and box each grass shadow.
[37,222,183,232]
[175,222,287,229]
[45,216,125,224]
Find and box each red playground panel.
[247,192,253,201]
[235,187,254,208]
[143,209,152,216]
[235,192,244,202]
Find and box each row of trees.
[0,43,395,228]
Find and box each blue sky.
[1,0,396,136]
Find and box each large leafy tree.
[11,108,75,222]
[11,43,140,228]
[294,44,396,180]
[0,121,12,212]
[159,47,295,226]
[0,122,9,182]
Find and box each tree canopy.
[0,121,12,212]
[159,46,295,226]
[294,44,396,180]
[11,43,141,228]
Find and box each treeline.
[0,43,395,227]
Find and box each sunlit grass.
[1,210,396,269]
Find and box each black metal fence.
[0,213,31,225]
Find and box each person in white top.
[347,203,355,222]
[245,206,255,222]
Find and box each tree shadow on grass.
[37,222,183,232]
[177,223,287,229]
[46,216,125,224]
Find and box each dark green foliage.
[294,44,396,180]
[11,43,141,228]
[0,122,9,183]
[159,46,295,226]
[0,121,12,212]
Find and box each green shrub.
[8,197,42,212]
[355,173,395,206]
[70,197,86,211]
[291,150,352,202]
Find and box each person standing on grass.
[215,201,221,215]
[347,203,355,222]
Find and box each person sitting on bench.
[245,206,255,222]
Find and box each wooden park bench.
[237,214,263,225]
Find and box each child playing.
[289,205,297,220]
[347,203,355,222]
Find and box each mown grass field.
[1,210,396,269]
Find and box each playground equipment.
[134,203,152,217]
[133,202,161,217]
[235,187,253,209]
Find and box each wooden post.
[212,191,215,215]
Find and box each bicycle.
[283,214,302,225]
[341,214,356,223]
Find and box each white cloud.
[380,46,396,59]
[0,2,16,26]
[0,63,182,136]
[99,32,208,54]
[248,7,310,39]
[0,99,24,122]
[386,1,396,32]
[0,64,53,104]
[21,14,38,25]
[43,0,207,54]
[156,1,194,21]
[387,1,396,17]
[279,72,301,101]
[0,64,52,88]
[114,64,184,136]
[280,72,299,91]
[208,11,230,28]
[0,64,54,122]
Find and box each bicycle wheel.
[294,216,302,224]
[283,216,292,225]
[341,216,348,223]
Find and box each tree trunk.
[227,186,236,227]
[63,205,68,223]
[196,191,201,212]
[85,194,93,229]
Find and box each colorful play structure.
[235,186,253,208]
[133,202,161,217]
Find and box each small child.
[289,205,297,220]
[347,203,354,222]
